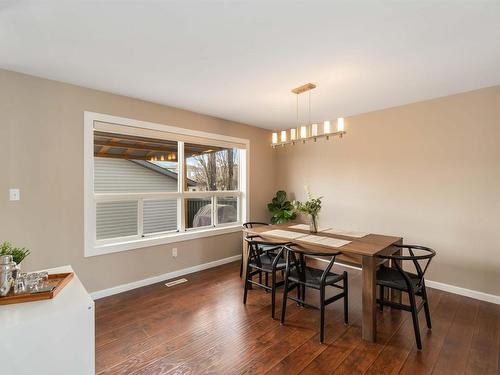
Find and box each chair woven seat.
[249,252,286,271]
[288,266,344,289]
[377,266,421,291]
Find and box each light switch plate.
[9,188,20,201]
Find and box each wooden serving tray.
[0,272,74,305]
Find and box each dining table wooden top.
[243,223,402,257]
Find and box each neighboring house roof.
[132,160,197,186]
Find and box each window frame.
[84,111,249,257]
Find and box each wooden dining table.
[242,223,403,342]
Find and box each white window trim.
[84,111,250,257]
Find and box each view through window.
[93,130,243,246]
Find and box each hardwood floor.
[95,261,500,374]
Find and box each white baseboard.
[90,254,499,306]
[425,280,499,305]
[90,254,242,300]
[314,257,499,305]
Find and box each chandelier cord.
[296,94,299,127]
[308,90,311,125]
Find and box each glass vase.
[309,215,318,233]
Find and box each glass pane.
[94,131,178,193]
[217,197,238,224]
[186,198,212,228]
[143,199,178,234]
[96,201,138,240]
[184,143,239,191]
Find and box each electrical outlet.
[9,188,20,201]
[172,247,178,257]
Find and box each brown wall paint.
[0,69,276,292]
[275,85,500,296]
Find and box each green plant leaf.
[276,190,286,204]
[267,190,297,224]
[0,241,30,264]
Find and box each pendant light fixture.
[271,83,346,147]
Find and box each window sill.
[85,224,243,257]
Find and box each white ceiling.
[1,1,499,130]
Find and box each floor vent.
[165,278,188,287]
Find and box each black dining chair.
[241,222,271,277]
[243,236,291,319]
[280,245,349,343]
[377,244,436,350]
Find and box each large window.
[84,112,248,256]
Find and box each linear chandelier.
[271,83,346,148]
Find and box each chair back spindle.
[380,244,436,290]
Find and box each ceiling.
[1,1,499,130]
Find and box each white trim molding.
[89,225,242,257]
[425,280,500,305]
[90,254,242,300]
[84,111,250,257]
[87,111,249,146]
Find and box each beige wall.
[275,86,500,296]
[2,68,498,297]
[0,69,276,292]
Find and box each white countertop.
[0,265,94,329]
[0,265,95,375]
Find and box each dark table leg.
[362,255,377,342]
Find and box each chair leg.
[409,290,423,350]
[239,257,243,278]
[320,286,326,343]
[343,272,349,324]
[259,271,262,287]
[265,272,269,292]
[297,282,302,305]
[271,271,277,319]
[243,266,251,304]
[421,284,432,329]
[280,275,290,324]
[379,285,384,311]
[301,284,306,305]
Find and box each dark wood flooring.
[95,260,500,374]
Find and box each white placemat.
[260,229,308,240]
[299,234,351,248]
[289,224,332,231]
[288,224,310,230]
[299,234,330,244]
[322,228,369,238]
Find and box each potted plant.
[293,187,323,233]
[267,190,296,224]
[0,241,30,278]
